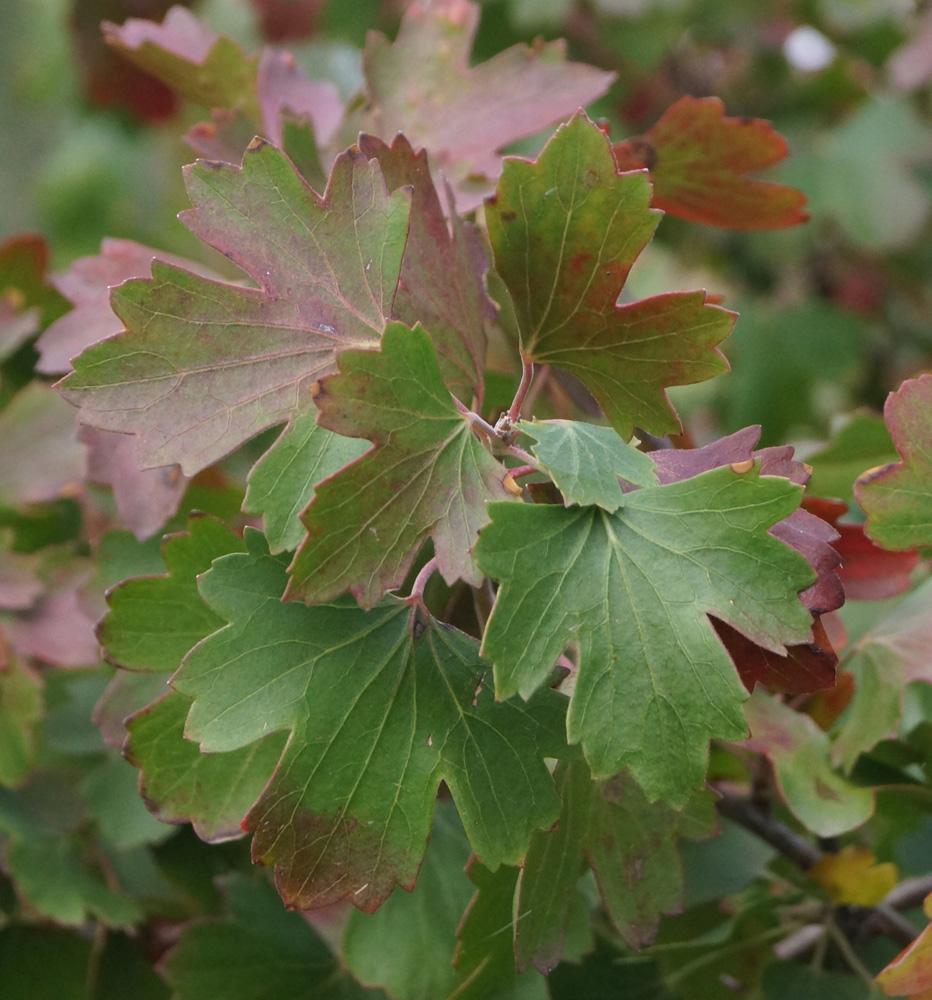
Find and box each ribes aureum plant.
[4,2,932,998]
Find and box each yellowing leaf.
[809,845,897,906]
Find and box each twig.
[716,792,919,949]
[715,792,821,869]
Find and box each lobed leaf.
[476,462,815,805]
[612,96,808,230]
[518,419,658,510]
[357,133,494,405]
[856,374,932,550]
[173,530,565,910]
[243,414,368,555]
[98,514,245,673]
[59,140,410,476]
[741,689,874,836]
[487,113,733,440]
[832,577,932,771]
[288,323,517,607]
[515,761,718,973]
[334,0,614,210]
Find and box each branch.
[715,791,919,949]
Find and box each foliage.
[3,0,932,997]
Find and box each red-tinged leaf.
[104,7,341,159]
[650,427,844,617]
[805,668,856,731]
[334,0,614,211]
[856,374,932,551]
[36,238,217,376]
[256,48,341,148]
[249,0,326,42]
[612,96,809,230]
[713,616,836,695]
[288,324,517,608]
[741,689,874,836]
[487,113,733,441]
[58,140,411,475]
[877,894,932,997]
[804,496,919,600]
[4,582,100,668]
[103,6,262,119]
[358,133,494,404]
[0,384,85,507]
[832,577,932,771]
[78,427,187,542]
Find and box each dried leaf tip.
[730,459,755,474]
[502,474,523,496]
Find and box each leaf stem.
[509,464,537,479]
[453,395,498,440]
[508,444,537,467]
[508,355,536,424]
[407,556,439,606]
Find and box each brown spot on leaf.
[247,136,270,151]
[500,209,517,223]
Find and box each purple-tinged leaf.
[334,0,614,211]
[358,133,495,404]
[36,238,216,376]
[856,374,932,550]
[58,140,411,475]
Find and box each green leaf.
[79,754,175,849]
[174,530,564,910]
[3,833,141,927]
[454,861,550,1000]
[518,419,658,510]
[288,323,517,608]
[125,691,287,842]
[476,462,815,804]
[243,414,368,555]
[0,646,42,788]
[486,112,732,440]
[343,802,475,1000]
[162,873,373,1000]
[831,577,932,772]
[742,689,875,836]
[59,141,411,476]
[516,762,717,972]
[98,514,245,673]
[856,374,932,550]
